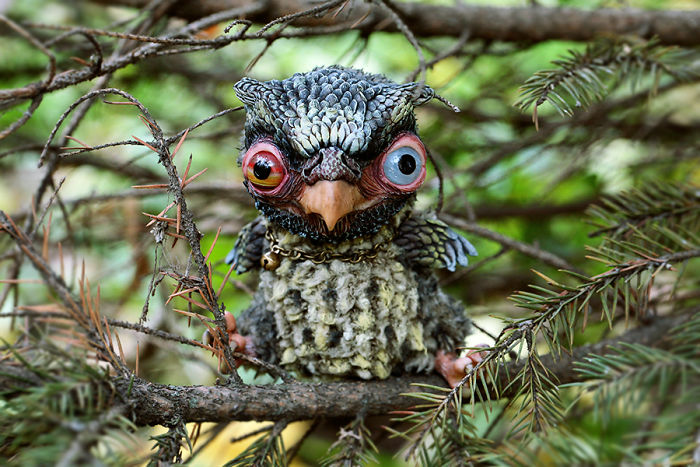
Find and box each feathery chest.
[258,247,426,379]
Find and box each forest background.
[0,0,698,465]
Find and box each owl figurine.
[224,66,482,387]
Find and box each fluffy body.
[227,66,477,381]
[235,210,472,379]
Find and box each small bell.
[261,250,281,271]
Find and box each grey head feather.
[234,66,435,162]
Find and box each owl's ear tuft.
[399,82,435,107]
[400,82,459,112]
[234,77,267,105]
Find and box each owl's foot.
[203,311,255,368]
[435,346,488,389]
[223,311,256,357]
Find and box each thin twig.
[441,213,582,273]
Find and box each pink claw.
[223,311,255,361]
[435,345,488,388]
[203,312,255,371]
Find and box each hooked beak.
[299,180,367,232]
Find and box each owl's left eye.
[242,141,287,192]
[380,134,427,191]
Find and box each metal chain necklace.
[261,228,389,271]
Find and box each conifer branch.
[322,415,378,466]
[400,183,699,460]
[225,421,288,466]
[0,312,668,425]
[587,184,700,239]
[148,421,191,465]
[1,1,697,462]
[515,38,699,128]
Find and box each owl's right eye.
[242,142,287,192]
[378,133,427,192]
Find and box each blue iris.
[383,147,422,185]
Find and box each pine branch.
[0,211,128,372]
[523,312,700,465]
[474,183,700,462]
[3,313,682,426]
[0,343,136,466]
[148,421,191,466]
[628,386,700,464]
[587,184,700,240]
[508,342,564,436]
[406,184,699,460]
[572,311,700,415]
[225,421,288,467]
[321,415,378,466]
[510,183,699,354]
[0,310,689,467]
[515,38,699,128]
[512,248,699,319]
[570,341,698,422]
[409,395,493,466]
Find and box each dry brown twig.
[0,3,697,457]
[4,81,264,382]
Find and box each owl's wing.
[225,216,267,274]
[394,214,477,272]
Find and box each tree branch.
[440,213,582,273]
[1,312,688,425]
[92,0,700,46]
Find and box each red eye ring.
[241,141,288,194]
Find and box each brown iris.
[245,152,285,189]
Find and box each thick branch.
[94,0,700,46]
[1,312,685,425]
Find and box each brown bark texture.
[93,0,700,46]
[0,313,685,426]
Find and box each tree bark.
[92,0,700,46]
[2,313,685,426]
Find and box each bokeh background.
[1,0,699,464]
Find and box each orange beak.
[298,180,367,232]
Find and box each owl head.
[234,66,435,243]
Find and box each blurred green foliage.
[0,0,698,465]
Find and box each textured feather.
[235,66,435,164]
[225,216,267,274]
[235,215,472,379]
[229,68,476,381]
[394,215,477,272]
